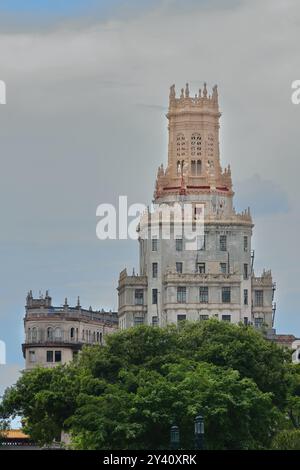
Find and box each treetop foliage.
[1,320,299,449]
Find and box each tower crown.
[154,83,232,202]
[168,82,219,114]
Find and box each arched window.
[82,330,85,341]
[31,327,38,342]
[70,327,75,340]
[99,332,103,345]
[54,327,62,341]
[191,133,201,156]
[96,332,100,343]
[27,328,31,342]
[93,332,96,343]
[47,327,53,341]
[191,159,202,176]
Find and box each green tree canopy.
[0,320,299,449]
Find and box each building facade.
[23,290,118,369]
[118,83,276,330]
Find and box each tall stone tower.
[118,83,275,330]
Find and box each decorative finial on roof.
[203,82,207,98]
[64,297,68,307]
[132,267,135,276]
[185,83,189,98]
[169,84,175,100]
[180,88,184,99]
[212,84,218,104]
[77,296,81,308]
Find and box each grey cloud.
[0,0,300,375]
[234,174,290,216]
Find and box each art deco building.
[23,291,118,369]
[118,83,276,330]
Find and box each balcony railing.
[25,307,118,324]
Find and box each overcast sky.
[0,0,300,396]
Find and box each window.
[255,290,264,307]
[177,287,187,303]
[177,314,186,322]
[29,350,36,363]
[244,289,248,305]
[199,286,208,303]
[222,315,231,322]
[152,316,158,327]
[96,332,100,343]
[244,317,249,326]
[191,159,202,175]
[254,317,264,328]
[220,235,227,251]
[152,288,158,305]
[176,133,186,157]
[222,287,231,303]
[207,134,214,157]
[73,351,79,361]
[46,351,53,363]
[244,236,248,252]
[47,327,53,341]
[191,133,202,157]
[152,238,158,252]
[54,328,62,341]
[220,263,227,274]
[176,238,183,251]
[55,351,62,363]
[99,332,103,344]
[197,263,205,274]
[199,314,209,321]
[152,262,158,278]
[134,289,144,305]
[176,262,183,274]
[243,264,248,280]
[70,327,75,340]
[31,327,37,342]
[134,316,144,326]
